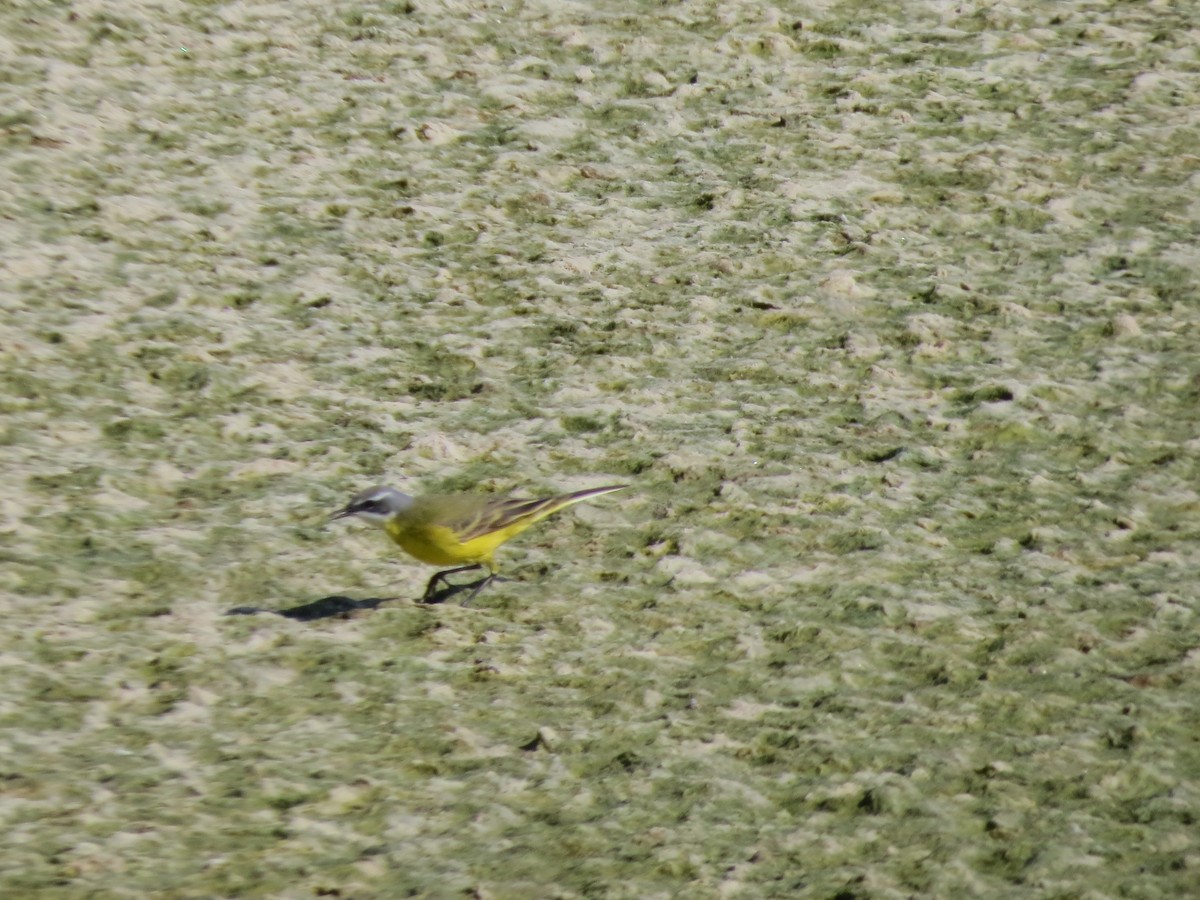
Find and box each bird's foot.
[419,570,510,606]
[421,565,485,604]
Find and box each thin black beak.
[329,506,356,522]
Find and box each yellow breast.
[385,519,515,568]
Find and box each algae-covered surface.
[3,0,1200,895]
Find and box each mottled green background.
[3,0,1199,896]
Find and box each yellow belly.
[385,520,513,569]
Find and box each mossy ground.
[3,0,1199,896]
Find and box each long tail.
[460,485,627,542]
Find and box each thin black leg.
[459,574,511,607]
[460,574,494,607]
[422,564,483,602]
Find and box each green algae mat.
[3,0,1198,896]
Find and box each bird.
[331,483,627,605]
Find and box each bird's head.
[330,485,414,526]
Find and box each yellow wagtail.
[331,483,627,605]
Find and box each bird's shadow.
[225,595,402,621]
[224,582,485,621]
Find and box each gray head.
[331,485,414,526]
